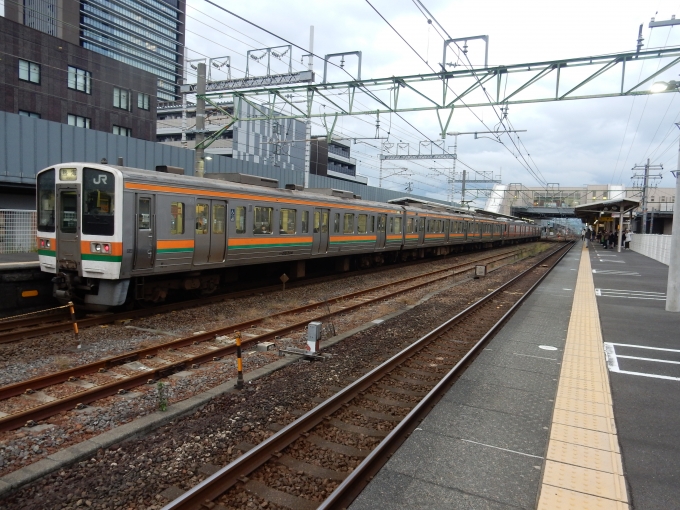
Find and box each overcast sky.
[142,1,680,202]
[2,0,676,202]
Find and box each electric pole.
[631,159,663,233]
[304,26,314,189]
[194,62,206,177]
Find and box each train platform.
[351,241,678,509]
[0,252,39,270]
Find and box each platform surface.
[351,245,583,509]
[589,243,680,509]
[0,252,39,270]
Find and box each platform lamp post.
[650,80,680,312]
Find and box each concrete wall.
[630,234,672,266]
[0,110,449,208]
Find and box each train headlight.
[91,243,102,253]
[46,240,51,248]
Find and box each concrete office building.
[4,0,185,101]
[157,102,308,172]
[0,16,157,138]
[309,136,368,185]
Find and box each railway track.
[0,245,538,432]
[0,245,540,344]
[160,241,573,510]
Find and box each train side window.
[394,217,403,234]
[419,218,425,233]
[437,220,442,232]
[280,208,296,235]
[333,213,340,233]
[406,218,414,234]
[301,210,309,234]
[235,207,246,234]
[369,215,375,233]
[195,203,208,234]
[170,202,184,234]
[388,217,394,233]
[37,169,56,232]
[357,214,368,234]
[213,204,225,234]
[313,211,320,233]
[343,213,354,234]
[377,215,386,232]
[253,206,273,235]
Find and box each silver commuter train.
[35,163,540,309]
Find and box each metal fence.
[630,234,671,266]
[0,210,37,254]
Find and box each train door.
[134,194,155,270]
[312,208,329,255]
[376,214,387,249]
[193,199,227,265]
[418,217,425,245]
[56,183,81,270]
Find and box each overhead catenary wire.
[410,0,548,186]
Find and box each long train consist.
[35,163,540,309]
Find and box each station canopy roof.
[573,198,640,223]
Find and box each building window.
[19,60,40,84]
[137,93,150,110]
[112,125,131,136]
[67,66,91,93]
[68,114,91,128]
[113,87,130,110]
[19,110,41,119]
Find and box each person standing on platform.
[625,230,632,250]
[585,228,592,247]
[581,228,586,241]
[609,230,616,250]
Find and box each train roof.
[42,163,529,223]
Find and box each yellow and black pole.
[235,331,244,389]
[68,301,80,349]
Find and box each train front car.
[36,164,127,310]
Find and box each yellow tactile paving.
[554,397,614,419]
[552,409,616,434]
[542,461,628,503]
[550,423,620,454]
[558,377,607,392]
[547,441,624,475]
[538,245,628,509]
[537,486,629,510]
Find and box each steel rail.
[0,247,529,431]
[0,245,530,344]
[0,247,522,398]
[161,242,573,510]
[320,241,574,509]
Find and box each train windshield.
[37,169,56,232]
[82,168,115,236]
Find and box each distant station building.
[486,183,676,234]
[4,0,185,101]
